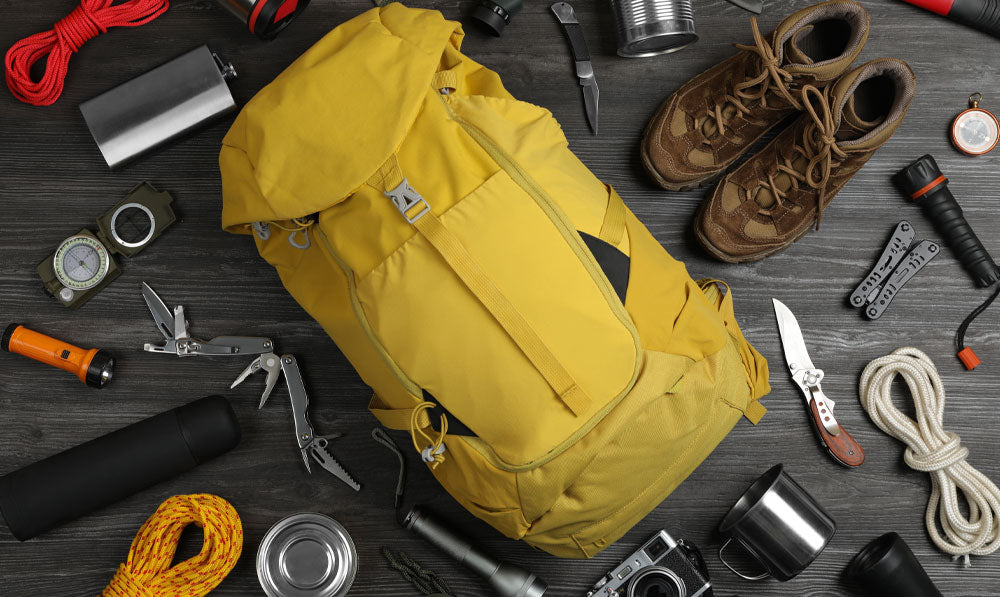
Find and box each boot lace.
[706,18,804,137]
[758,85,847,230]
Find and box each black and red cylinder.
[901,0,1000,39]
[216,0,311,40]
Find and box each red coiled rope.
[5,0,169,106]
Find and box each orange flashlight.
[2,324,115,388]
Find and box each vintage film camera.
[39,183,176,309]
[587,530,712,597]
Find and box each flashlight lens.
[86,351,116,388]
[101,361,115,385]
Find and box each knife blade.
[142,282,175,340]
[772,298,816,373]
[772,298,865,468]
[550,2,599,135]
[726,0,763,14]
[581,79,599,135]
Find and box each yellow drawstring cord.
[269,217,315,232]
[102,494,243,597]
[410,401,448,470]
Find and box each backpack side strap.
[699,279,768,425]
[598,186,627,247]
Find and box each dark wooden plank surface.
[2,0,1000,595]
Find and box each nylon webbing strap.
[370,394,431,431]
[701,279,767,425]
[598,187,626,247]
[413,211,590,416]
[743,400,766,424]
[430,70,458,94]
[368,156,591,416]
[367,157,404,191]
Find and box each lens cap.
[469,0,523,36]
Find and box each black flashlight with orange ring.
[901,0,1000,39]
[2,324,115,388]
[216,0,311,40]
[896,155,1000,370]
[897,155,1000,287]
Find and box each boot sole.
[693,200,813,264]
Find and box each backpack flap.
[220,5,464,231]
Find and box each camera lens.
[628,568,685,597]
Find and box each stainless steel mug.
[609,0,698,58]
[718,464,836,581]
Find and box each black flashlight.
[895,155,1000,369]
[469,0,524,36]
[404,507,547,597]
[900,1,1000,40]
[895,155,1000,287]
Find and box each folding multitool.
[850,221,939,320]
[773,298,865,468]
[141,282,360,490]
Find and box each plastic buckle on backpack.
[386,178,430,224]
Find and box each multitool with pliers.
[141,282,360,490]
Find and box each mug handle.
[718,537,771,581]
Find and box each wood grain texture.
[809,398,866,468]
[2,0,1000,595]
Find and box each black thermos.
[844,532,943,597]
[895,154,1000,287]
[0,396,240,541]
[901,0,1000,40]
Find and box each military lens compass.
[952,93,999,156]
[39,183,176,309]
[53,235,111,292]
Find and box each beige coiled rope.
[859,348,1000,566]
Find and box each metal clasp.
[385,178,430,223]
[791,367,841,436]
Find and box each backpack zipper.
[315,226,423,398]
[429,94,645,472]
[438,94,643,363]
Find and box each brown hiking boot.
[642,0,870,191]
[695,58,916,263]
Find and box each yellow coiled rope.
[102,494,243,597]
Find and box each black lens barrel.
[895,155,1000,287]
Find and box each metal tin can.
[610,0,698,58]
[257,513,358,597]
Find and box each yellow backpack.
[219,3,770,558]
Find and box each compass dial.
[53,235,110,291]
[952,109,999,156]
